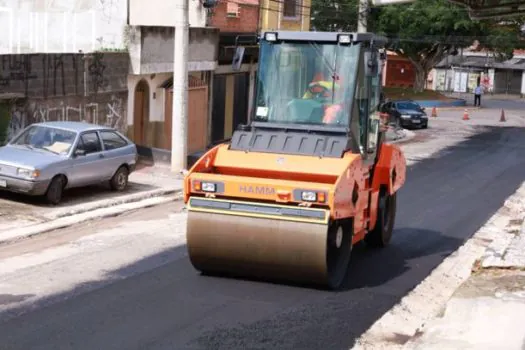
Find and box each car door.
[390,103,401,125]
[98,130,131,177]
[68,131,106,187]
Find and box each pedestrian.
[474,84,483,107]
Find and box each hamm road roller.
[183,30,406,290]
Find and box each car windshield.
[10,125,77,155]
[254,40,361,127]
[397,102,421,110]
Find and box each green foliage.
[0,103,10,146]
[374,0,525,90]
[311,0,359,31]
[310,0,525,91]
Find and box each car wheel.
[45,176,65,205]
[422,123,428,129]
[110,166,129,191]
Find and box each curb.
[433,106,481,111]
[46,187,182,220]
[0,191,183,246]
[415,99,467,108]
[479,184,525,270]
[352,180,525,350]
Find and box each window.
[100,131,128,150]
[283,0,298,17]
[77,132,102,154]
[255,41,360,127]
[10,125,77,155]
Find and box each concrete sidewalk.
[403,183,525,350]
[0,163,183,245]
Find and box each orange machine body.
[183,141,406,245]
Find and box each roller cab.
[183,30,407,290]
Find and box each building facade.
[431,49,525,96]
[126,0,219,164]
[205,0,312,152]
[0,0,130,145]
[381,51,416,89]
[207,0,260,147]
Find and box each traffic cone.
[463,109,470,121]
[500,109,506,122]
[431,107,437,118]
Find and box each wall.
[0,52,129,140]
[493,69,523,94]
[129,0,207,28]
[0,0,127,54]
[259,0,310,31]
[127,26,219,75]
[521,71,525,97]
[383,54,415,88]
[208,0,259,33]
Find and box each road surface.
[0,121,524,349]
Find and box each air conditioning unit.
[226,2,240,17]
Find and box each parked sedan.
[380,99,429,129]
[0,121,138,205]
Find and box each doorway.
[164,74,209,153]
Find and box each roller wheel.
[326,220,353,290]
[365,190,397,248]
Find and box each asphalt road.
[1,126,525,350]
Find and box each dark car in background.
[380,99,429,129]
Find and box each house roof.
[436,53,525,70]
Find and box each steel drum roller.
[186,200,353,287]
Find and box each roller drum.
[186,209,352,288]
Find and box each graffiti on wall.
[1,52,130,142]
[6,94,126,141]
[89,52,110,94]
[6,106,26,141]
[0,56,38,94]
[0,53,126,97]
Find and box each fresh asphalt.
[1,126,525,350]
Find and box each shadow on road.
[344,228,461,290]
[1,126,525,350]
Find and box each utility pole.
[357,0,368,32]
[171,0,190,173]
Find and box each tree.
[374,0,525,91]
[311,0,358,32]
[310,0,525,92]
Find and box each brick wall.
[0,52,129,141]
[208,1,259,33]
[384,55,416,88]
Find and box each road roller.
[183,30,407,290]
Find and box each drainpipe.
[83,53,91,97]
[171,0,189,172]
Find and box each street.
[0,106,524,349]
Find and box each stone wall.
[0,52,129,143]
